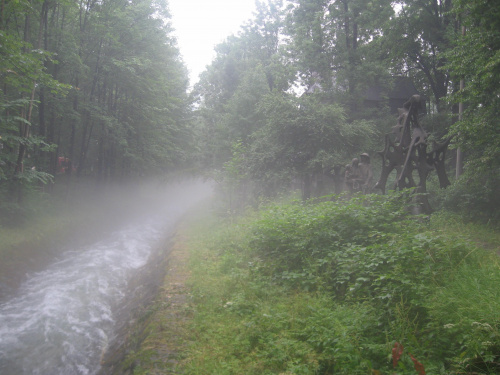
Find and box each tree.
[382,0,454,112]
[246,91,375,199]
[284,0,393,109]
[1,0,192,214]
[193,0,292,170]
[0,1,68,202]
[445,0,500,169]
[440,0,500,222]
[194,0,384,203]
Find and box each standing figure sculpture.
[345,158,360,193]
[358,153,373,194]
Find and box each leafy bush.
[438,166,500,224]
[250,192,414,286]
[184,192,500,374]
[426,261,500,373]
[245,191,500,372]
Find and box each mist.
[0,177,214,374]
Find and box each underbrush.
[183,191,500,374]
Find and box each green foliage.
[249,191,482,338]
[427,261,500,374]
[187,225,384,374]
[0,31,67,95]
[437,167,500,224]
[242,92,376,199]
[194,0,389,204]
[250,192,412,283]
[211,141,254,217]
[285,0,394,106]
[444,0,500,176]
[184,192,500,374]
[382,0,454,111]
[1,0,192,198]
[0,28,66,198]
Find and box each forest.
[0,0,499,373]
[0,0,499,223]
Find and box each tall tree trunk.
[97,130,105,184]
[37,1,49,139]
[13,0,48,202]
[456,24,465,178]
[77,38,102,177]
[0,0,4,30]
[68,85,78,177]
[343,0,349,50]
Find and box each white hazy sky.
[168,0,257,86]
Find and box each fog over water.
[0,179,213,375]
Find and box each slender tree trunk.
[38,1,49,139]
[77,110,90,177]
[68,86,78,176]
[302,173,312,201]
[97,131,105,184]
[0,0,4,29]
[14,0,48,179]
[343,0,349,50]
[455,25,465,179]
[78,37,102,177]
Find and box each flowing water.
[0,180,212,375]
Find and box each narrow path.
[105,221,193,374]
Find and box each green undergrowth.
[182,192,500,374]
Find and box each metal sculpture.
[374,95,451,213]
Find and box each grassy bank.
[122,193,500,374]
[115,201,218,374]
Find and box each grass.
[111,224,194,374]
[114,200,221,374]
[173,194,500,375]
[430,211,500,255]
[178,202,388,374]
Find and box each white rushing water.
[0,180,213,375]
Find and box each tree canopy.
[191,0,498,221]
[1,0,498,222]
[1,0,191,205]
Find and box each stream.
[0,180,212,375]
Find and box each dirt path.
[103,222,193,375]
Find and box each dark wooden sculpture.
[374,95,451,213]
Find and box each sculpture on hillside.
[358,153,373,194]
[343,154,374,194]
[374,95,451,213]
[344,158,360,193]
